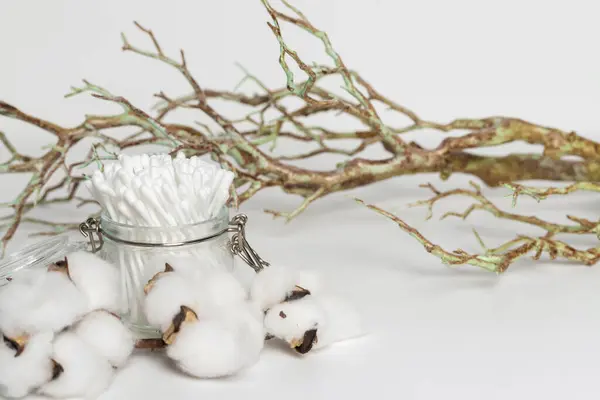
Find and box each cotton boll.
[144,256,188,282]
[167,303,264,378]
[311,295,364,350]
[294,269,323,295]
[0,271,88,337]
[0,268,47,289]
[243,300,266,330]
[167,319,246,378]
[194,271,247,316]
[0,332,54,399]
[24,272,89,334]
[158,256,207,284]
[0,271,44,336]
[214,303,265,368]
[264,297,326,352]
[73,311,135,368]
[250,265,296,311]
[144,273,197,332]
[39,332,114,399]
[65,251,120,313]
[231,304,265,367]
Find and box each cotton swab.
[207,171,235,218]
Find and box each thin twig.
[355,198,600,273]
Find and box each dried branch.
[355,198,600,273]
[410,181,600,237]
[2,0,600,261]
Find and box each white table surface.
[3,1,600,398]
[5,174,600,400]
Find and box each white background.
[2,1,600,399]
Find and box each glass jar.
[79,209,269,339]
[95,206,233,338]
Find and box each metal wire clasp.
[79,217,103,253]
[77,213,269,272]
[228,214,270,272]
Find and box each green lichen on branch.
[1,0,600,263]
[355,197,600,273]
[504,182,600,206]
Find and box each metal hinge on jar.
[227,214,270,272]
[79,217,103,253]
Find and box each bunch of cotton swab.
[0,251,134,399]
[250,265,364,354]
[85,152,235,227]
[84,152,235,327]
[143,257,264,378]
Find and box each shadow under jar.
[90,206,237,339]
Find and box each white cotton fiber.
[250,265,296,311]
[39,332,114,399]
[193,271,247,316]
[263,296,326,345]
[158,256,207,284]
[0,271,44,336]
[233,304,265,366]
[0,268,46,289]
[294,269,323,295]
[0,332,54,399]
[217,304,265,368]
[312,295,364,349]
[0,271,88,337]
[65,251,121,313]
[144,272,197,332]
[73,311,135,368]
[167,302,265,378]
[166,319,245,378]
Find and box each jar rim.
[98,206,230,246]
[99,205,229,230]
